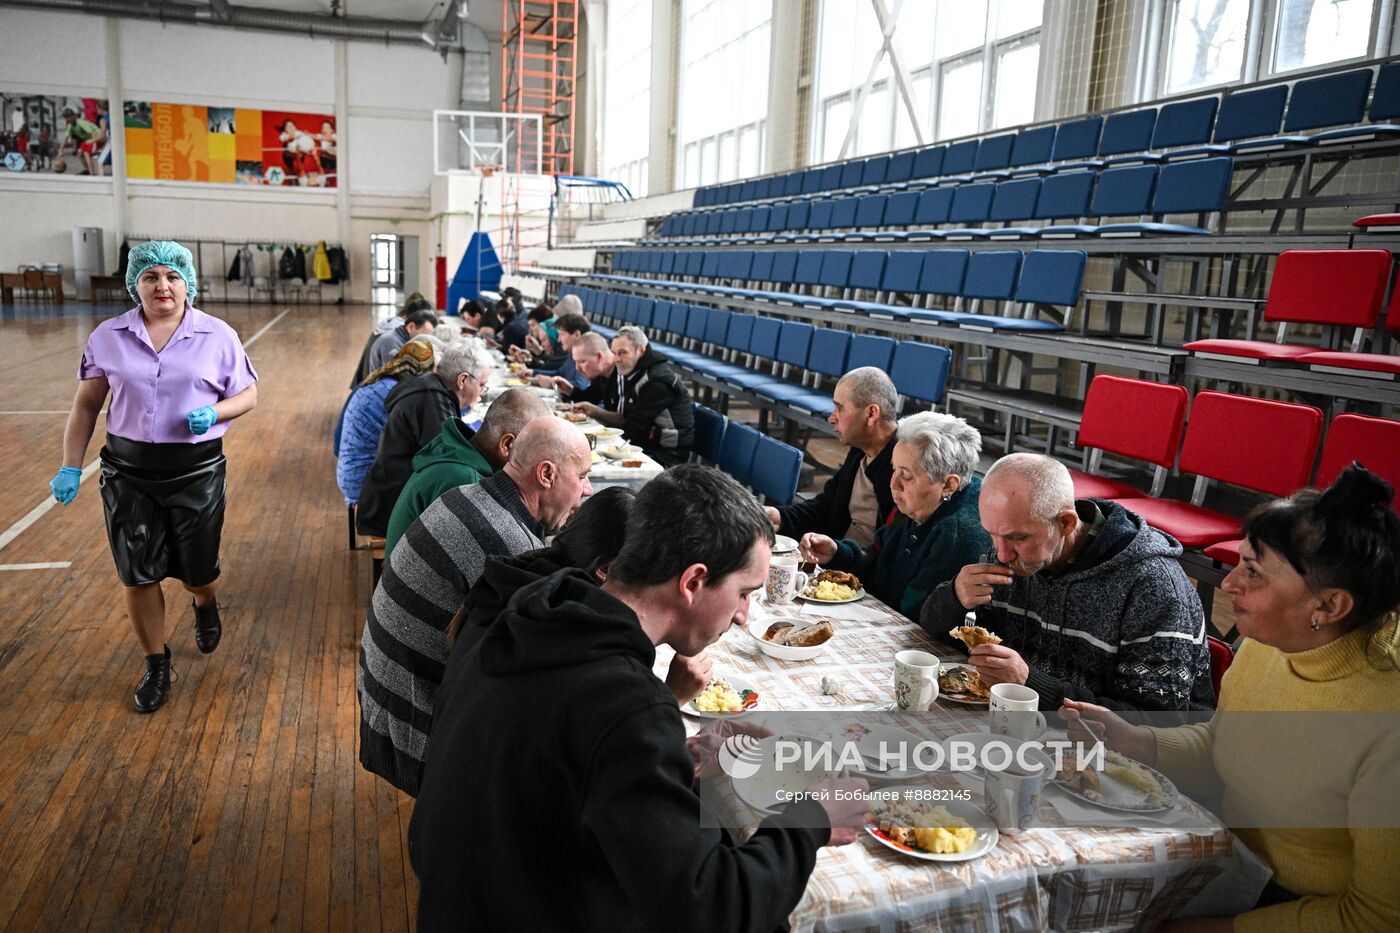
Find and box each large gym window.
[601,0,652,196]
[814,0,1043,161]
[676,0,772,188]
[1155,0,1386,96]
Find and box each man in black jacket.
[355,339,493,538]
[410,465,867,931]
[765,367,899,546]
[608,326,694,466]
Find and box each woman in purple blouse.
[50,240,259,713]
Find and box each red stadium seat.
[1070,375,1188,499]
[1112,391,1323,548]
[1203,538,1242,565]
[1296,282,1400,376]
[1316,413,1400,499]
[1184,249,1392,361]
[1207,635,1235,696]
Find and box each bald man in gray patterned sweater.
[921,453,1215,714]
[358,417,593,796]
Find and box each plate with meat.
[796,570,865,604]
[936,663,991,706]
[747,618,837,661]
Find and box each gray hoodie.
[921,499,1216,713]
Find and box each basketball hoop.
[480,165,496,177]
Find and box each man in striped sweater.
[358,416,593,795]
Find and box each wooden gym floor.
[0,300,1235,931]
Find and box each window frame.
[1147,0,1395,99]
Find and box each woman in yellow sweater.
[1063,464,1400,933]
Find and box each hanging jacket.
[226,251,242,282]
[115,241,131,277]
[239,246,255,286]
[278,246,296,279]
[327,246,349,284]
[293,246,308,281]
[313,241,332,281]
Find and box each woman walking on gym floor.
[50,240,259,713]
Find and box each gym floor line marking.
[0,562,72,571]
[0,306,287,554]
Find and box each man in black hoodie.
[356,339,493,538]
[410,465,867,931]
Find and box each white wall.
[0,7,473,303]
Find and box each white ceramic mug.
[983,750,1046,833]
[764,555,809,605]
[988,683,1047,740]
[893,650,940,712]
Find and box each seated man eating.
[921,453,1215,712]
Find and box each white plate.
[772,534,799,554]
[938,731,1054,777]
[587,426,624,438]
[685,673,761,719]
[796,587,866,605]
[936,663,990,706]
[731,734,835,815]
[843,724,930,781]
[1055,752,1179,813]
[745,617,835,662]
[865,794,999,862]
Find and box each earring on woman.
[1310,617,1321,631]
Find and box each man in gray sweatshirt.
[921,453,1215,713]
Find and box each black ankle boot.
[134,645,172,713]
[193,598,222,654]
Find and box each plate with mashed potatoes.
[797,570,865,604]
[1055,749,1177,812]
[866,792,998,862]
[686,674,760,719]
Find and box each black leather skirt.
[99,434,226,587]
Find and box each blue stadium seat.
[1152,97,1219,150]
[750,436,804,505]
[943,140,980,176]
[1098,108,1158,159]
[881,251,924,292]
[775,320,815,368]
[829,197,860,230]
[886,150,917,183]
[919,249,971,297]
[883,190,920,228]
[946,182,997,227]
[848,333,897,371]
[974,133,1016,171]
[750,250,775,282]
[784,201,811,233]
[704,309,732,347]
[771,251,800,284]
[717,421,762,481]
[685,304,710,342]
[854,195,888,231]
[808,199,835,230]
[1017,250,1087,307]
[911,145,946,180]
[1011,125,1057,167]
[749,317,782,360]
[1212,85,1292,149]
[848,250,888,290]
[794,250,825,286]
[1053,116,1104,162]
[839,161,865,189]
[783,171,805,196]
[800,168,824,194]
[691,404,728,464]
[1035,171,1096,224]
[889,341,952,405]
[1285,69,1371,133]
[807,328,851,378]
[961,250,1023,302]
[817,250,855,289]
[862,154,892,186]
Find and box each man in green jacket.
[385,388,551,557]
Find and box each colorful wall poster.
[124,100,336,187]
[0,93,112,176]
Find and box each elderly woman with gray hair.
[799,411,991,619]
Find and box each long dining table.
[655,574,1271,932]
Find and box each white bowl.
[745,613,835,662]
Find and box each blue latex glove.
[51,466,82,505]
[186,405,218,435]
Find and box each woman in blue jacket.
[335,336,440,506]
[800,411,990,619]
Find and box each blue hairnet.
[125,240,198,304]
